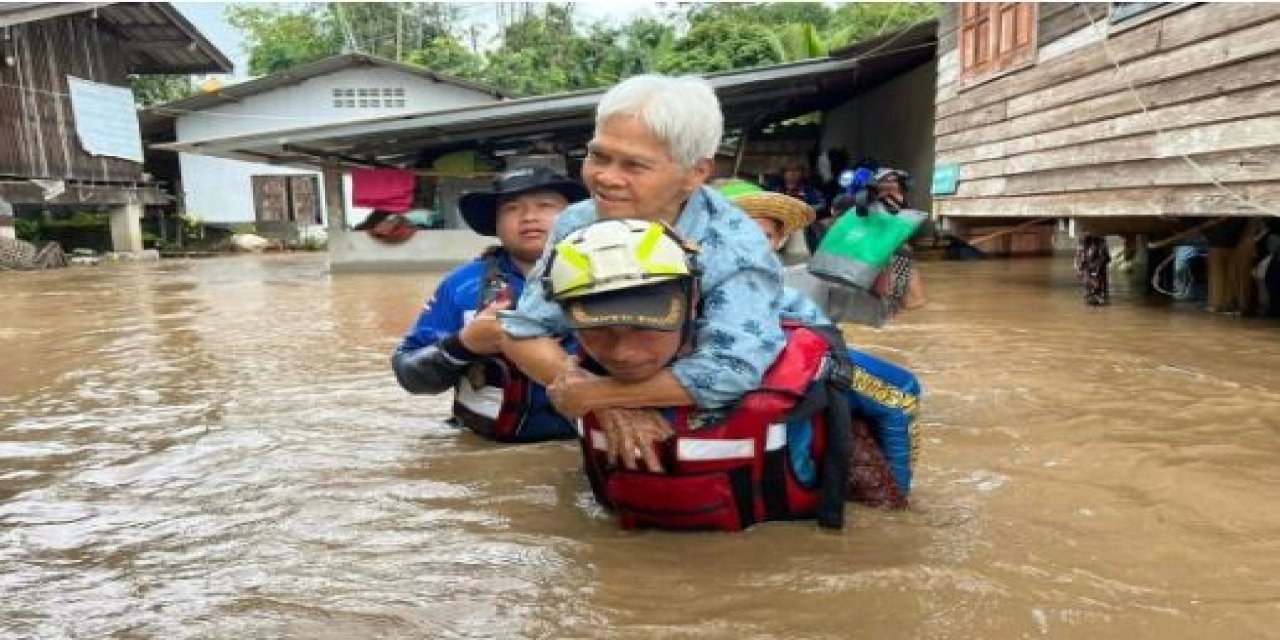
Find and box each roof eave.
[149,3,234,74]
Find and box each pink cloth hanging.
[352,168,417,213]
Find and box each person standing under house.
[811,167,929,326]
[1074,234,1111,306]
[774,164,829,254]
[866,168,930,315]
[391,168,588,442]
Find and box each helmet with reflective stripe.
[545,219,696,301]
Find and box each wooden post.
[322,167,347,235]
[1207,247,1231,311]
[733,126,752,178]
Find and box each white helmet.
[545,219,696,301]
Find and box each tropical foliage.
[212,2,937,98]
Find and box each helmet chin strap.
[670,278,701,367]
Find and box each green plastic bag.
[808,206,926,290]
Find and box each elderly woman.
[500,75,820,456]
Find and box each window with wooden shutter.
[959,2,1038,85]
[1110,2,1165,24]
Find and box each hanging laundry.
[352,168,417,213]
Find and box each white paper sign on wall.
[67,76,144,164]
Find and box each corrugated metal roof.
[144,53,507,120]
[0,3,114,27]
[0,2,232,74]
[156,22,937,169]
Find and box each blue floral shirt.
[780,285,830,326]
[501,186,822,409]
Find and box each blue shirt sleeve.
[779,285,832,326]
[398,271,468,353]
[670,215,786,409]
[498,205,594,339]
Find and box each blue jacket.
[392,248,575,442]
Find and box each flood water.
[2,253,1279,639]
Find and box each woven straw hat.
[714,179,815,237]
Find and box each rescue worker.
[391,167,587,442]
[499,74,821,446]
[543,219,922,531]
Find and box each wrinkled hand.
[548,360,599,419]
[596,408,675,472]
[459,298,511,356]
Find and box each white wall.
[821,60,938,212]
[328,229,494,272]
[175,66,499,224]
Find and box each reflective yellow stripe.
[554,243,593,295]
[635,224,663,262]
[635,224,688,276]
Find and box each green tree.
[825,3,939,50]
[325,2,462,60]
[770,22,829,61]
[130,74,197,106]
[227,3,468,76]
[223,2,939,99]
[406,36,485,82]
[226,5,340,75]
[607,18,678,78]
[686,2,833,32]
[482,4,584,95]
[659,20,785,74]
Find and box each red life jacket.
[451,250,536,442]
[580,325,851,531]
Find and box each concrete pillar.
[1052,218,1077,253]
[110,203,145,253]
[0,198,14,238]
[323,167,347,235]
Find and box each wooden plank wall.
[934,3,1280,220]
[0,14,142,183]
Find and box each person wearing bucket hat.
[391,167,588,443]
[458,167,589,238]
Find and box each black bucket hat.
[458,167,589,236]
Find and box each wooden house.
[0,2,229,251]
[932,3,1280,254]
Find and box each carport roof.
[156,20,936,169]
[0,2,233,74]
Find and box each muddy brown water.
[2,254,1278,639]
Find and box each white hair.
[594,74,724,169]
